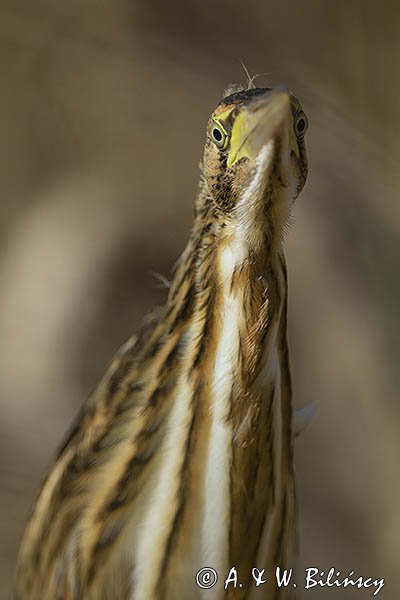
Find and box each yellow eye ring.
[294,111,308,138]
[210,120,228,149]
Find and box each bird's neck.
[164,187,288,396]
[168,181,288,313]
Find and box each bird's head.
[202,86,308,229]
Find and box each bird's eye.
[294,111,308,138]
[210,120,228,149]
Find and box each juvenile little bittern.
[15,85,308,599]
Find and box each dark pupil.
[212,128,223,142]
[296,118,306,133]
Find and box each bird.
[15,83,308,600]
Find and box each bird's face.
[203,86,308,214]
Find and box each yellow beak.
[227,89,291,168]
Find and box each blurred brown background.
[1,1,399,598]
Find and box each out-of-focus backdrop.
[1,1,399,598]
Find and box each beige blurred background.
[1,1,399,598]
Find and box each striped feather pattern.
[15,86,308,600]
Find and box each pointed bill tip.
[228,88,291,168]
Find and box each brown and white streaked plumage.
[15,85,308,599]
